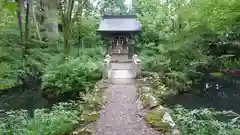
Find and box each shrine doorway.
[111,36,128,54]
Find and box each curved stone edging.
[137,78,181,135]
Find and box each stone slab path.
[96,66,161,135]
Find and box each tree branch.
[72,0,88,23]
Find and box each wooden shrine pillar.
[106,37,112,55]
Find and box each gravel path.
[96,78,161,135]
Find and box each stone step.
[109,78,136,85]
[110,69,135,79]
[111,60,133,63]
[111,52,129,55]
[111,63,133,70]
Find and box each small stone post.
[128,36,135,59]
[103,55,111,79]
[133,54,141,78]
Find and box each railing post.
[103,55,111,79]
[132,54,141,78]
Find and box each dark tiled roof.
[97,15,141,32]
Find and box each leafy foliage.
[0,6,21,89]
[0,78,103,135]
[171,105,240,135]
[98,0,134,15]
[0,1,107,135]
[71,16,104,48]
[0,2,104,91]
[42,49,103,95]
[0,102,80,135]
[137,0,240,92]
[137,1,240,134]
[2,0,240,135]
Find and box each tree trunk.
[25,0,30,41]
[39,0,44,24]
[29,0,42,40]
[63,24,71,55]
[17,0,24,59]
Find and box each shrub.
[42,56,102,95]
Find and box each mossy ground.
[144,108,172,133]
[69,80,105,135]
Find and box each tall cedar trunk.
[39,0,44,24]
[17,0,24,59]
[63,21,71,55]
[25,0,30,41]
[29,0,42,40]
[63,27,70,55]
[63,0,74,56]
[76,24,81,57]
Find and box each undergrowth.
[171,105,240,135]
[42,54,103,95]
[0,103,79,135]
[0,79,104,135]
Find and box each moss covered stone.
[82,111,99,123]
[144,108,172,133]
[140,93,161,109]
[71,127,95,135]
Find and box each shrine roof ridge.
[97,14,141,33]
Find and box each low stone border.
[69,80,107,135]
[137,78,180,135]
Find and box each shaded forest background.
[0,0,240,134]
